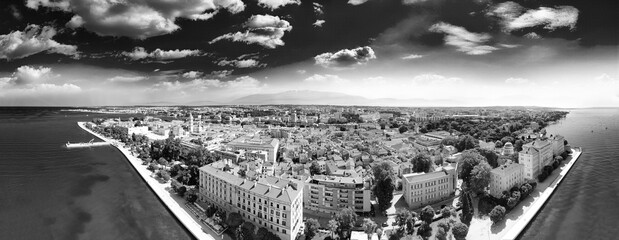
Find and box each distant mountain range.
[141,90,458,106]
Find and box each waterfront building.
[402,164,457,209]
[303,175,372,214]
[227,137,280,163]
[550,135,565,156]
[199,163,303,240]
[519,139,553,179]
[489,161,525,198]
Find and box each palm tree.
[328,219,339,240]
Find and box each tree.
[495,140,503,148]
[554,156,564,162]
[227,212,244,229]
[441,206,453,219]
[469,161,492,194]
[507,197,518,209]
[437,221,451,232]
[362,218,377,240]
[372,162,395,212]
[436,227,447,240]
[411,153,432,173]
[185,192,198,203]
[489,205,506,224]
[328,219,339,240]
[238,168,246,177]
[305,218,320,240]
[334,208,357,238]
[420,205,435,224]
[441,136,458,147]
[310,161,321,175]
[456,135,478,152]
[157,170,171,182]
[459,150,485,185]
[177,186,187,197]
[399,126,408,134]
[395,209,412,228]
[417,222,432,239]
[452,222,469,240]
[234,225,245,240]
[514,140,524,152]
[477,148,499,168]
[256,227,279,240]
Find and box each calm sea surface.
[0,108,192,240]
[1,108,618,240]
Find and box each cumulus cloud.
[348,0,370,5]
[314,46,376,69]
[28,0,246,39]
[152,76,261,92]
[402,54,423,60]
[0,25,78,60]
[121,47,201,61]
[304,74,349,85]
[313,3,324,15]
[0,65,81,97]
[488,2,578,32]
[210,14,292,48]
[217,59,264,68]
[182,71,204,79]
[258,0,300,10]
[524,32,542,39]
[411,74,462,85]
[313,20,326,27]
[429,22,499,55]
[107,76,147,82]
[211,70,233,78]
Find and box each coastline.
[77,122,215,240]
[501,148,583,240]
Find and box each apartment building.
[227,137,280,163]
[199,163,303,240]
[303,175,372,214]
[402,164,457,209]
[489,161,525,198]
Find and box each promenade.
[467,148,583,240]
[77,122,217,240]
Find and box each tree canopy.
[411,153,432,173]
[372,162,395,211]
[469,161,492,194]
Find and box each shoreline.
[77,122,215,240]
[501,148,583,240]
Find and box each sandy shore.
[77,122,216,240]
[467,148,583,240]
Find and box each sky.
[0,0,617,107]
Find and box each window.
[283,229,286,234]
[283,221,286,226]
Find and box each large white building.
[303,175,372,214]
[550,135,566,156]
[199,163,303,240]
[519,139,553,179]
[227,137,280,163]
[402,164,457,209]
[489,161,525,198]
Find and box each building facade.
[550,135,565,157]
[519,139,553,179]
[303,175,372,214]
[489,162,525,198]
[227,137,280,163]
[402,164,457,209]
[199,163,303,240]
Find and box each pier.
[65,138,110,148]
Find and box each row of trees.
[537,156,565,182]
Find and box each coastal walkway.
[466,148,583,240]
[77,122,216,240]
[501,148,582,240]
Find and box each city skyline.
[0,0,617,107]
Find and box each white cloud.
[489,2,579,32]
[313,20,326,27]
[401,54,423,60]
[348,0,370,5]
[524,32,542,39]
[29,0,246,39]
[182,71,204,79]
[304,74,349,85]
[411,74,462,85]
[297,70,306,74]
[108,76,147,83]
[11,66,52,85]
[210,14,292,49]
[505,77,530,85]
[152,76,261,92]
[0,25,78,60]
[402,0,429,5]
[218,59,264,68]
[122,47,201,61]
[499,44,520,48]
[314,46,376,69]
[313,3,324,15]
[0,65,81,98]
[211,70,233,78]
[429,22,499,55]
[258,0,300,10]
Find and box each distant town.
[74,106,576,240]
